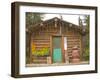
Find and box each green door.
[52,36,62,63]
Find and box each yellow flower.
[31,42,36,54]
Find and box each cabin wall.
[63,26,82,61]
[30,25,82,63]
[32,26,59,50]
[31,26,60,63]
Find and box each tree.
[79,15,90,61]
[26,12,44,28]
[84,15,90,61]
[26,12,44,63]
[80,15,89,61]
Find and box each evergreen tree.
[26,12,44,28]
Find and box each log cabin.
[26,17,87,64]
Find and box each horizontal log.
[33,38,49,40]
[35,46,50,48]
[33,59,47,62]
[33,40,50,42]
[40,31,57,33]
[34,43,49,45]
[33,61,47,64]
[32,56,47,59]
[32,56,47,63]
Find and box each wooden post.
[62,36,65,63]
[64,50,69,63]
[47,56,52,64]
[50,36,53,64]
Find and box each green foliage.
[26,12,44,28]
[26,13,44,63]
[84,15,90,61]
[84,37,89,60]
[32,47,49,56]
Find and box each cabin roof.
[43,17,79,26]
[27,17,87,35]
